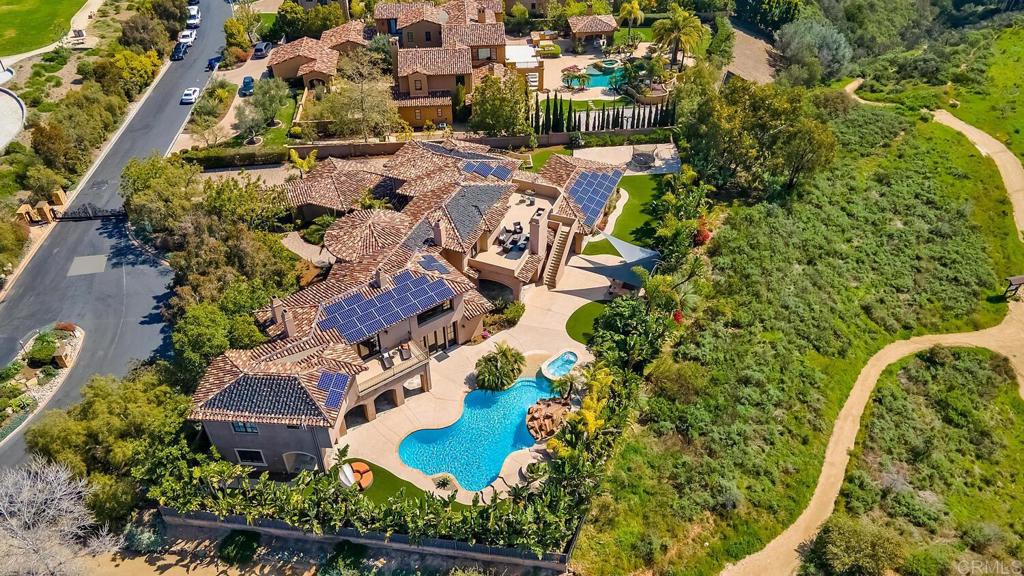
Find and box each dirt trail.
[721,92,1024,576]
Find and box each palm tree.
[617,0,644,44]
[474,342,526,390]
[651,4,707,68]
[289,148,317,177]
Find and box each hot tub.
[541,350,579,380]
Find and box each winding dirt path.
[721,91,1024,576]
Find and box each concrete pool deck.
[341,254,619,503]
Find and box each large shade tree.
[469,74,532,136]
[617,0,644,43]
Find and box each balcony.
[356,340,429,395]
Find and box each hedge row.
[178,146,290,169]
[578,128,674,148]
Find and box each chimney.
[587,1,594,14]
[271,297,284,324]
[477,5,487,22]
[389,36,400,83]
[282,308,296,338]
[371,267,384,289]
[431,220,444,247]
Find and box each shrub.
[568,131,585,148]
[122,520,166,553]
[319,540,367,576]
[0,362,23,384]
[25,332,57,368]
[474,342,526,391]
[288,126,303,138]
[217,530,261,566]
[434,474,454,489]
[300,214,336,245]
[179,146,289,169]
[537,44,561,58]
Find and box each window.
[406,30,414,43]
[414,109,422,120]
[356,336,381,360]
[437,108,443,118]
[235,449,265,466]
[417,299,453,325]
[478,47,492,60]
[414,79,422,91]
[425,31,432,42]
[232,422,258,434]
[530,2,536,9]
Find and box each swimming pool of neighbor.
[398,376,558,491]
[585,65,622,88]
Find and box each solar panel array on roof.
[422,141,494,161]
[461,161,514,182]
[317,271,456,343]
[567,169,624,226]
[419,254,449,273]
[316,372,351,409]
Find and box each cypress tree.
[668,101,676,126]
[568,101,575,132]
[533,93,541,134]
[585,106,591,132]
[544,94,551,134]
[553,94,560,133]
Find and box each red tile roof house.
[567,14,619,45]
[191,139,623,474]
[266,22,372,87]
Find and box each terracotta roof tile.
[397,46,472,77]
[321,21,370,49]
[568,14,619,34]
[268,37,338,75]
[396,3,448,27]
[442,22,506,47]
[323,209,413,262]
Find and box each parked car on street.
[181,87,201,104]
[186,6,201,28]
[240,76,255,96]
[171,42,189,61]
[252,42,272,59]
[177,29,197,46]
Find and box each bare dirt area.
[725,18,776,84]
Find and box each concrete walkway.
[0,0,106,65]
[342,255,617,503]
[722,107,1024,576]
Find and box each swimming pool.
[398,376,557,491]
[585,65,622,88]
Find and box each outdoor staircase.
[544,226,572,288]
[525,73,539,91]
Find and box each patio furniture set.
[496,222,530,254]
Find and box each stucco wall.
[204,420,333,474]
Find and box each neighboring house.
[267,37,339,87]
[192,139,624,473]
[567,14,619,44]
[393,41,474,127]
[505,0,547,15]
[321,21,371,53]
[441,21,506,64]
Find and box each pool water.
[546,351,578,378]
[398,377,557,491]
[585,66,622,88]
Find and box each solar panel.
[419,254,449,274]
[473,163,494,178]
[462,161,478,173]
[318,372,351,409]
[567,170,623,226]
[492,165,512,181]
[422,141,495,161]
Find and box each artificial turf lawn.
[582,174,662,256]
[525,145,570,173]
[565,301,609,344]
[0,0,86,55]
[348,459,467,509]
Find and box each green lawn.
[949,26,1024,161]
[258,13,277,38]
[525,145,569,173]
[262,91,298,146]
[566,301,609,344]
[614,26,653,44]
[0,0,85,55]
[582,174,662,256]
[347,459,468,509]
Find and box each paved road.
[0,0,233,467]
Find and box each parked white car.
[180,87,201,104]
[186,6,201,28]
[177,29,196,46]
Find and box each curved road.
[722,101,1024,575]
[0,0,232,467]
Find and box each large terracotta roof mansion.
[189,139,624,474]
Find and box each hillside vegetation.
[574,105,1024,575]
[804,347,1024,574]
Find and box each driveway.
[0,0,233,467]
